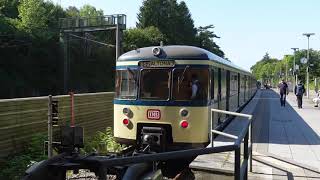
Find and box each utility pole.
[291,48,299,88]
[285,55,288,82]
[48,95,53,158]
[302,33,315,98]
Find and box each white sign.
[300,57,307,64]
[147,109,161,120]
[295,64,299,70]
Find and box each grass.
[0,127,124,180]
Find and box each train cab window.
[140,69,171,100]
[115,69,138,99]
[172,68,209,100]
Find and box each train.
[113,45,256,153]
[23,45,257,180]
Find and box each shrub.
[0,133,47,180]
[83,127,124,154]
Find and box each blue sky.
[52,0,320,71]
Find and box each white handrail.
[211,130,238,139]
[211,109,252,120]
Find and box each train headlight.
[123,107,131,116]
[180,120,189,128]
[179,109,189,118]
[152,47,162,56]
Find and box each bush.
[83,127,124,154]
[0,133,47,180]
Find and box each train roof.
[118,45,250,74]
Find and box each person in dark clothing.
[278,80,289,107]
[190,74,203,100]
[294,81,305,109]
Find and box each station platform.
[190,89,320,179]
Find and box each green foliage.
[0,0,19,18]
[137,0,196,45]
[0,15,15,34]
[251,50,320,86]
[196,25,224,57]
[66,6,79,17]
[83,127,124,154]
[18,0,47,33]
[0,133,47,180]
[123,26,166,51]
[79,4,103,17]
[17,0,65,39]
[137,0,224,56]
[0,0,226,99]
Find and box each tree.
[79,4,103,17]
[262,52,270,61]
[251,53,279,82]
[17,0,65,39]
[123,26,166,52]
[18,0,47,33]
[0,0,19,18]
[137,0,197,45]
[66,6,79,17]
[0,15,15,35]
[196,25,224,57]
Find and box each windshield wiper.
[127,67,138,86]
[178,65,189,89]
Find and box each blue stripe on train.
[115,64,210,70]
[113,99,212,107]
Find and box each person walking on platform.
[294,81,305,109]
[313,90,320,107]
[278,79,289,107]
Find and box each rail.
[59,14,126,30]
[211,108,253,180]
[24,108,254,180]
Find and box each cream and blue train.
[114,45,256,152]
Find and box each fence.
[0,92,114,159]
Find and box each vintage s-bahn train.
[114,45,256,152]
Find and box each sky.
[52,0,320,71]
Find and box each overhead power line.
[69,34,115,47]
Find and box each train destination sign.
[139,60,175,68]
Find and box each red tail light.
[123,119,129,126]
[180,120,189,128]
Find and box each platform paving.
[190,89,320,179]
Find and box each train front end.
[114,47,210,152]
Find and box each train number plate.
[139,61,175,68]
[147,109,161,120]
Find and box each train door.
[219,68,227,124]
[226,70,230,116]
[229,71,239,112]
[238,73,240,108]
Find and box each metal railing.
[24,107,254,180]
[211,108,253,180]
[59,14,126,30]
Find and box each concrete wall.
[0,92,114,158]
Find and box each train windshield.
[140,69,171,100]
[173,68,209,100]
[115,69,138,99]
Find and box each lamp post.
[291,48,299,87]
[302,33,315,98]
[285,55,289,82]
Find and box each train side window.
[115,69,138,99]
[230,72,238,96]
[221,69,227,99]
[172,68,209,101]
[210,69,214,100]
